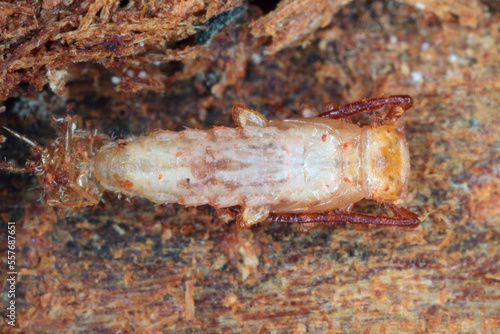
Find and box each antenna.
[0,126,42,174]
[2,126,40,147]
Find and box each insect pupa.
[1,95,421,232]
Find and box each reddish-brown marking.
[76,143,85,153]
[158,174,163,180]
[29,147,43,160]
[321,134,327,142]
[121,179,133,189]
[117,139,128,149]
[343,142,349,149]
[344,177,351,183]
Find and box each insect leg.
[318,95,413,120]
[268,208,420,230]
[236,206,271,229]
[232,104,268,127]
[0,161,28,173]
[219,206,272,229]
[384,203,420,221]
[298,102,322,118]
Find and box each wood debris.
[400,0,487,27]
[0,0,244,99]
[250,0,353,54]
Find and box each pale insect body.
[1,95,420,231]
[95,119,364,210]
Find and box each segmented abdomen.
[177,126,305,207]
[92,119,365,211]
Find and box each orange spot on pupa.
[343,142,350,149]
[384,186,390,192]
[158,174,163,180]
[248,136,253,141]
[344,177,351,183]
[322,134,327,142]
[121,179,133,189]
[234,143,238,148]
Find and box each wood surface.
[0,1,499,333]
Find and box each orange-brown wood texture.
[0,0,499,333]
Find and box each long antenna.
[0,126,41,174]
[2,126,40,147]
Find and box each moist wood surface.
[0,1,499,333]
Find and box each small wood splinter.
[1,95,421,231]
